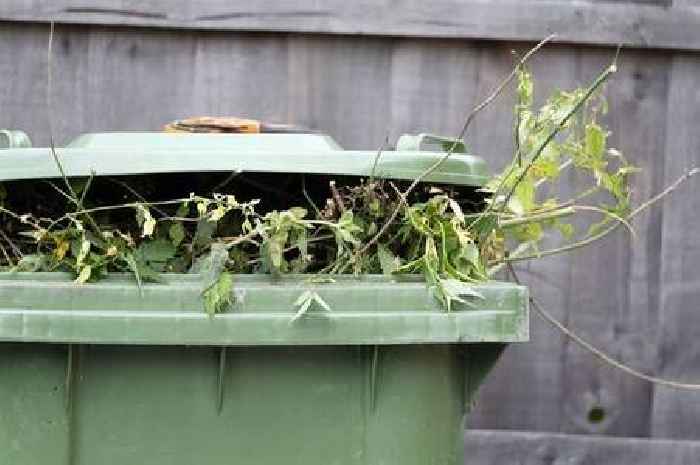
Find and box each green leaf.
[75,265,92,284]
[169,222,186,247]
[200,243,230,292]
[268,236,285,271]
[291,290,332,322]
[194,218,217,248]
[585,122,607,161]
[74,237,91,267]
[452,242,480,271]
[138,238,177,263]
[289,207,308,220]
[555,222,575,239]
[437,278,485,312]
[441,140,466,153]
[123,251,160,285]
[377,244,401,276]
[291,291,314,322]
[513,178,536,213]
[447,198,465,224]
[135,204,156,237]
[517,68,534,107]
[123,252,142,289]
[313,293,331,312]
[202,271,234,316]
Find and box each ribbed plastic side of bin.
[0,274,527,465]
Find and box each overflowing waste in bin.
[0,130,528,465]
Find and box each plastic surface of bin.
[0,131,527,465]
[0,131,489,186]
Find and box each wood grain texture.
[468,44,580,432]
[553,49,671,437]
[2,0,700,50]
[651,51,700,440]
[464,430,700,464]
[0,22,699,439]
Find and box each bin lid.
[0,131,489,186]
[0,273,528,346]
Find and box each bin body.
[0,132,527,463]
[2,344,469,465]
[0,274,527,465]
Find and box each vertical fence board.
[287,35,393,150]
[651,51,700,440]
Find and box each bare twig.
[301,175,323,218]
[107,178,169,217]
[356,35,556,258]
[78,171,96,207]
[0,207,43,230]
[0,228,23,268]
[498,206,575,228]
[0,229,23,258]
[369,134,389,182]
[44,181,75,204]
[508,263,700,390]
[0,242,12,267]
[572,205,636,239]
[329,181,346,214]
[512,49,526,168]
[209,170,241,194]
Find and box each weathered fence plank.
[3,0,700,51]
[553,49,671,437]
[651,52,700,440]
[287,35,393,150]
[464,430,700,464]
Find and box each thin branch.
[572,204,636,239]
[301,175,323,218]
[329,181,346,214]
[107,178,169,217]
[508,263,700,390]
[369,134,389,182]
[0,207,43,230]
[512,49,526,168]
[209,170,241,194]
[43,181,75,204]
[0,242,12,267]
[0,229,22,258]
[78,171,96,207]
[502,167,699,263]
[498,206,575,228]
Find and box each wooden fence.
[1,1,700,462]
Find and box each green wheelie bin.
[0,131,528,465]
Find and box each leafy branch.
[1,40,695,319]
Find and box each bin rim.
[0,272,528,346]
